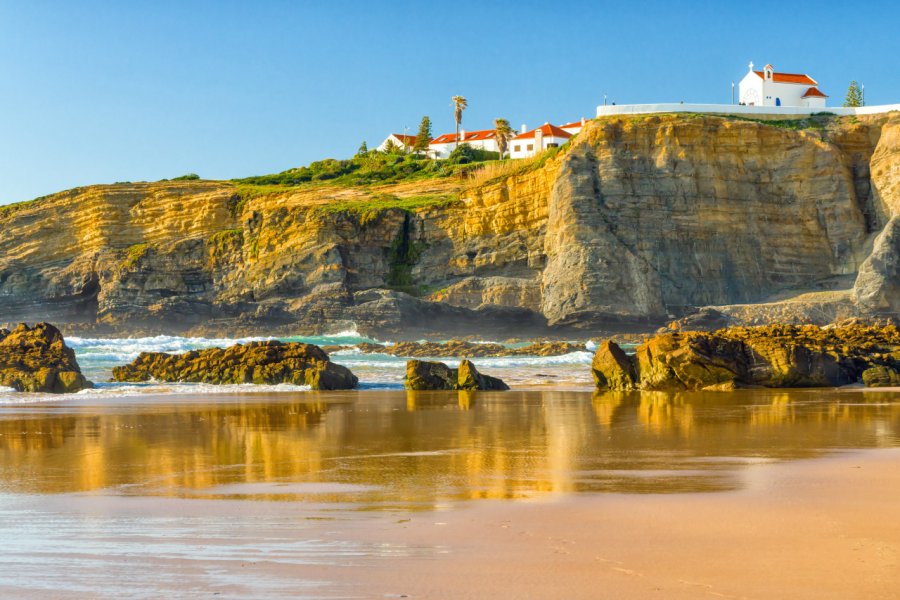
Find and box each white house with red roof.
[509,123,573,159]
[427,129,501,158]
[560,118,587,135]
[738,62,828,108]
[377,133,418,152]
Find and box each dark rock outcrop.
[593,324,900,390]
[0,322,92,393]
[405,359,509,391]
[112,341,358,390]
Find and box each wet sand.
[332,448,900,599]
[1,449,897,599]
[0,390,898,598]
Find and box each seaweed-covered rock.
[404,359,509,391]
[0,322,92,393]
[862,366,900,387]
[591,340,638,390]
[405,360,458,391]
[593,324,900,391]
[112,341,357,390]
[357,340,585,358]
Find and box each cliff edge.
[2,113,898,337]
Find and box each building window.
[513,145,520,152]
[527,144,534,151]
[547,143,559,148]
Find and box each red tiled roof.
[802,87,828,98]
[560,119,586,129]
[754,70,817,85]
[430,129,497,145]
[391,134,418,144]
[512,123,573,140]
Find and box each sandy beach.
[332,448,900,599]
[1,448,897,599]
[0,389,897,599]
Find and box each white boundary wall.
[596,103,900,118]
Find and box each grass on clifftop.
[234,145,496,188]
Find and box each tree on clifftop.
[493,118,514,158]
[452,95,467,148]
[843,81,864,107]
[413,116,432,155]
[382,138,400,154]
[357,141,368,156]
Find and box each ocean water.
[1,330,595,402]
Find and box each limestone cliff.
[1,113,898,337]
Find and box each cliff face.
[2,113,898,337]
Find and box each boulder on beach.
[112,341,358,390]
[405,359,509,391]
[592,323,900,391]
[457,359,509,391]
[0,322,92,393]
[861,366,900,388]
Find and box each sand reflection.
[0,390,897,507]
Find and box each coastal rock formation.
[854,217,900,315]
[112,341,358,390]
[592,324,900,390]
[2,114,899,336]
[405,359,509,391]
[861,366,900,387]
[0,322,92,393]
[354,340,585,358]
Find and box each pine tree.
[413,116,432,154]
[843,81,864,108]
[382,138,399,154]
[357,140,368,156]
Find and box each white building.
[428,129,501,159]
[738,62,828,108]
[509,123,572,159]
[377,133,418,152]
[560,118,587,135]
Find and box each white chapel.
[738,62,828,108]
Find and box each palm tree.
[452,95,468,148]
[493,118,514,159]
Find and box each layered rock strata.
[0,322,92,393]
[112,341,358,390]
[2,114,899,336]
[592,324,900,390]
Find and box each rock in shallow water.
[112,341,358,390]
[405,359,509,391]
[0,322,92,393]
[593,324,900,391]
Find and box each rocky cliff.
[2,113,898,337]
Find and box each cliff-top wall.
[1,113,898,337]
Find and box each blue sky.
[1,0,898,205]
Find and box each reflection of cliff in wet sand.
[1,390,896,502]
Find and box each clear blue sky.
[1,0,898,205]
